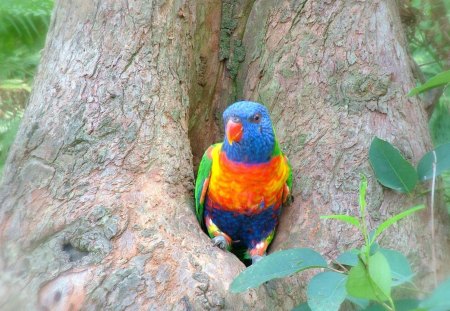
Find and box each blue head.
[222,101,275,163]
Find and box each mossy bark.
[1,0,449,310]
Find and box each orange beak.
[226,119,243,145]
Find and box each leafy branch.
[229,175,450,311]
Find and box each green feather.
[272,137,293,197]
[286,156,293,195]
[194,143,218,225]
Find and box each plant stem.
[418,60,440,67]
[380,299,394,311]
[361,207,371,258]
[415,186,450,197]
[387,296,396,311]
[326,266,347,274]
[332,261,349,273]
[430,151,438,287]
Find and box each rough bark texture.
[234,0,450,292]
[1,0,449,310]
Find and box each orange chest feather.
[207,146,290,211]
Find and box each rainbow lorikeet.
[195,101,292,264]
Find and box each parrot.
[194,101,292,265]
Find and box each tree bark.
[234,0,450,292]
[1,0,449,310]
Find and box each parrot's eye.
[250,113,261,123]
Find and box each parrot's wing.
[194,144,217,226]
[285,155,293,201]
[272,138,293,203]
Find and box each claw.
[212,235,229,250]
[251,255,264,265]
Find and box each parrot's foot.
[212,235,230,250]
[251,255,265,265]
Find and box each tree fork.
[0,0,449,310]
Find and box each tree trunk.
[1,0,449,310]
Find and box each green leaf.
[359,174,368,215]
[379,248,414,286]
[363,299,420,311]
[369,137,418,193]
[369,242,379,256]
[230,248,327,293]
[347,259,379,301]
[360,243,380,261]
[417,143,450,181]
[373,205,425,241]
[336,249,359,267]
[320,215,360,228]
[307,272,347,311]
[393,299,420,311]
[367,252,392,300]
[292,303,312,311]
[346,296,370,309]
[419,278,450,311]
[346,253,391,303]
[408,70,450,96]
[368,230,376,245]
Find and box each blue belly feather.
[205,197,281,250]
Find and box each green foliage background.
[406,0,450,210]
[0,0,53,81]
[406,0,450,144]
[0,0,53,174]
